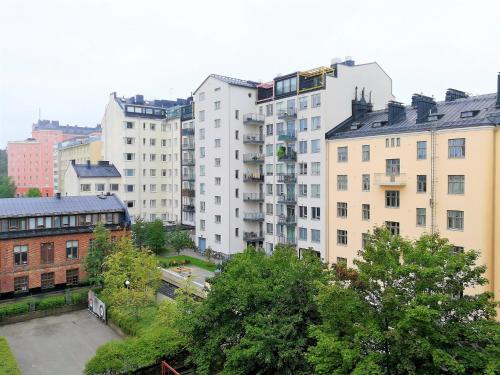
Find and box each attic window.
[350,122,361,130]
[372,121,387,128]
[427,114,444,122]
[460,110,479,118]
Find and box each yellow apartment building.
[326,78,500,300]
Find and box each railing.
[278,150,297,162]
[243,134,264,144]
[182,173,196,181]
[161,361,181,375]
[277,235,297,246]
[243,153,265,163]
[181,127,195,136]
[182,204,195,212]
[243,231,265,241]
[181,142,195,150]
[181,188,195,197]
[243,173,264,182]
[374,173,407,186]
[243,212,265,221]
[243,193,264,201]
[277,132,297,142]
[277,215,297,225]
[243,113,265,125]
[277,108,297,120]
[277,194,297,204]
[277,173,296,183]
[182,156,195,166]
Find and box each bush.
[0,301,29,319]
[37,295,66,310]
[0,337,22,375]
[71,290,88,305]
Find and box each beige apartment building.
[54,136,102,194]
[326,77,500,300]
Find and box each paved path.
[0,309,121,375]
[168,248,224,265]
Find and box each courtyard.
[0,309,121,375]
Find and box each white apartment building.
[180,104,196,227]
[193,59,393,258]
[64,161,121,196]
[101,93,190,223]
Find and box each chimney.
[71,159,75,165]
[135,94,144,105]
[351,87,373,120]
[56,192,61,199]
[412,94,436,123]
[86,160,91,169]
[387,101,406,125]
[445,89,468,102]
[497,72,500,108]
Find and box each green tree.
[0,149,7,177]
[0,176,16,198]
[187,245,326,375]
[25,187,41,197]
[144,219,166,254]
[131,217,147,249]
[85,223,113,289]
[166,226,195,254]
[101,237,161,319]
[204,246,214,262]
[307,228,500,375]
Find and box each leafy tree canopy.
[165,225,195,254]
[25,187,41,197]
[0,176,16,198]
[85,223,113,289]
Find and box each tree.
[101,237,161,319]
[85,223,113,289]
[166,226,195,254]
[204,246,214,262]
[307,228,500,375]
[187,245,326,375]
[25,187,41,197]
[144,219,166,254]
[131,217,147,249]
[0,149,7,177]
[0,176,16,198]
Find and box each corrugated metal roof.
[209,74,259,89]
[72,163,121,178]
[326,93,499,140]
[0,195,127,218]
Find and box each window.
[215,215,221,224]
[235,188,239,198]
[199,165,205,176]
[362,233,370,249]
[311,184,320,198]
[66,269,79,286]
[266,144,273,156]
[385,221,400,235]
[337,175,348,190]
[266,104,273,116]
[200,183,205,194]
[336,257,347,266]
[266,124,273,136]
[416,175,427,193]
[448,138,465,158]
[235,130,239,140]
[125,121,134,129]
[311,116,321,130]
[311,162,320,176]
[40,242,54,264]
[95,183,105,192]
[66,240,78,259]
[448,175,464,194]
[298,184,307,197]
[14,245,28,266]
[235,150,239,159]
[266,184,273,195]
[299,227,307,240]
[81,184,91,192]
[215,234,222,243]
[312,207,320,220]
[124,168,135,177]
[215,177,221,185]
[447,210,464,230]
[214,101,221,110]
[386,191,400,207]
[337,230,347,245]
[266,203,273,215]
[362,174,370,191]
[125,137,134,145]
[362,204,370,220]
[275,76,297,96]
[235,110,239,119]
[299,118,308,132]
[215,139,221,147]
[362,145,370,161]
[125,184,135,192]
[417,141,427,159]
[299,96,308,110]
[299,162,308,175]
[110,184,119,191]
[386,159,400,175]
[311,140,320,153]
[311,93,321,108]
[150,123,156,131]
[41,272,55,289]
[337,202,347,217]
[311,229,321,243]
[200,220,206,230]
[14,276,28,293]
[416,208,426,226]
[199,110,205,121]
[267,223,274,234]
[215,158,221,167]
[298,141,308,154]
[200,147,205,158]
[199,128,206,139]
[199,201,205,213]
[215,196,221,205]
[124,153,135,161]
[337,146,348,161]
[299,206,308,219]
[150,138,156,146]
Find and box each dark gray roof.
[326,93,500,140]
[72,163,121,178]
[210,74,259,89]
[33,120,101,135]
[0,194,127,219]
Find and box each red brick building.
[0,194,130,299]
[7,120,101,197]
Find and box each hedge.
[0,337,22,375]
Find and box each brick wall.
[0,229,129,295]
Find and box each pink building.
[7,120,101,197]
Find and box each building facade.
[63,161,121,196]
[54,136,102,194]
[0,194,130,299]
[325,75,500,300]
[101,93,190,223]
[193,59,393,258]
[180,103,196,227]
[7,120,100,197]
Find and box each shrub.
[37,295,66,310]
[71,290,88,305]
[0,301,29,319]
[0,337,22,375]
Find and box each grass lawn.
[158,254,217,272]
[0,336,22,375]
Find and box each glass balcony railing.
[374,173,407,186]
[277,150,297,162]
[277,215,297,225]
[277,132,297,142]
[243,134,264,144]
[243,193,264,202]
[277,108,297,120]
[243,212,265,221]
[243,153,265,163]
[243,231,265,242]
[277,235,297,246]
[277,194,297,205]
[243,172,264,182]
[277,173,296,183]
[243,113,265,125]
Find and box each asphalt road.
[0,309,122,375]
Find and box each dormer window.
[350,122,361,130]
[460,110,479,118]
[427,114,444,122]
[372,121,387,128]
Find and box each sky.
[0,0,499,148]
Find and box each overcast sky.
[0,0,499,148]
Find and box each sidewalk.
[166,248,224,265]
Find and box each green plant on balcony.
[277,146,286,159]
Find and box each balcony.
[243,134,264,144]
[277,215,297,225]
[243,193,264,202]
[243,212,265,222]
[277,235,297,246]
[182,204,195,212]
[182,173,195,181]
[181,142,194,151]
[277,194,297,205]
[181,188,195,197]
[277,173,296,184]
[374,173,407,186]
[181,127,195,136]
[182,156,195,166]
[277,150,297,162]
[243,113,265,125]
[243,153,265,164]
[243,172,264,183]
[277,132,297,142]
[243,231,265,242]
[277,108,297,120]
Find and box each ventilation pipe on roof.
[388,101,406,125]
[56,192,61,199]
[445,89,468,102]
[413,94,437,123]
[86,160,91,169]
